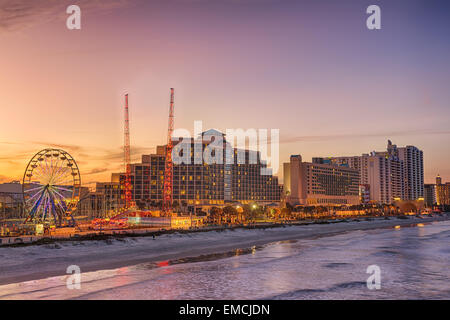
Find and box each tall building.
[283,162,291,197]
[424,184,436,207]
[359,184,370,204]
[113,129,282,209]
[326,140,423,204]
[397,145,424,200]
[367,152,404,204]
[284,155,360,206]
[436,175,442,185]
[435,175,450,206]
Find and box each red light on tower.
[163,88,174,214]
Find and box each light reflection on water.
[1,221,449,300]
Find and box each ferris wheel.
[22,149,81,225]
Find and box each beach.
[0,214,448,288]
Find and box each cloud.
[97,146,150,162]
[280,129,450,144]
[0,153,30,161]
[20,140,150,164]
[84,167,109,176]
[0,174,12,183]
[29,141,85,152]
[0,0,133,32]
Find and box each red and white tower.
[163,88,174,214]
[124,94,132,209]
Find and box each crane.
[124,94,132,209]
[163,88,174,214]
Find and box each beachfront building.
[397,144,424,201]
[359,184,371,204]
[424,184,436,207]
[436,175,450,206]
[109,129,282,209]
[324,140,423,204]
[284,155,360,206]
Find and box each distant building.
[436,175,450,206]
[325,140,423,204]
[424,184,436,207]
[0,181,22,204]
[366,151,404,204]
[77,183,120,218]
[283,162,291,197]
[0,181,24,218]
[397,144,424,201]
[359,184,370,204]
[284,155,360,206]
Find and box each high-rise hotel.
[103,129,282,208]
[325,140,424,204]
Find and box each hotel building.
[101,129,282,209]
[325,140,423,204]
[436,175,450,206]
[284,155,360,206]
[424,184,436,207]
[397,145,424,201]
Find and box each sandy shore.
[0,214,448,286]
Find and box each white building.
[325,140,423,204]
[397,145,424,200]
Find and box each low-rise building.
[77,182,121,218]
[0,181,24,219]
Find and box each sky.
[0,0,449,186]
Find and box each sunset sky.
[0,0,449,186]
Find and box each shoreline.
[0,214,441,248]
[0,214,448,286]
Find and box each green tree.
[242,204,254,222]
[223,206,237,224]
[210,206,222,224]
